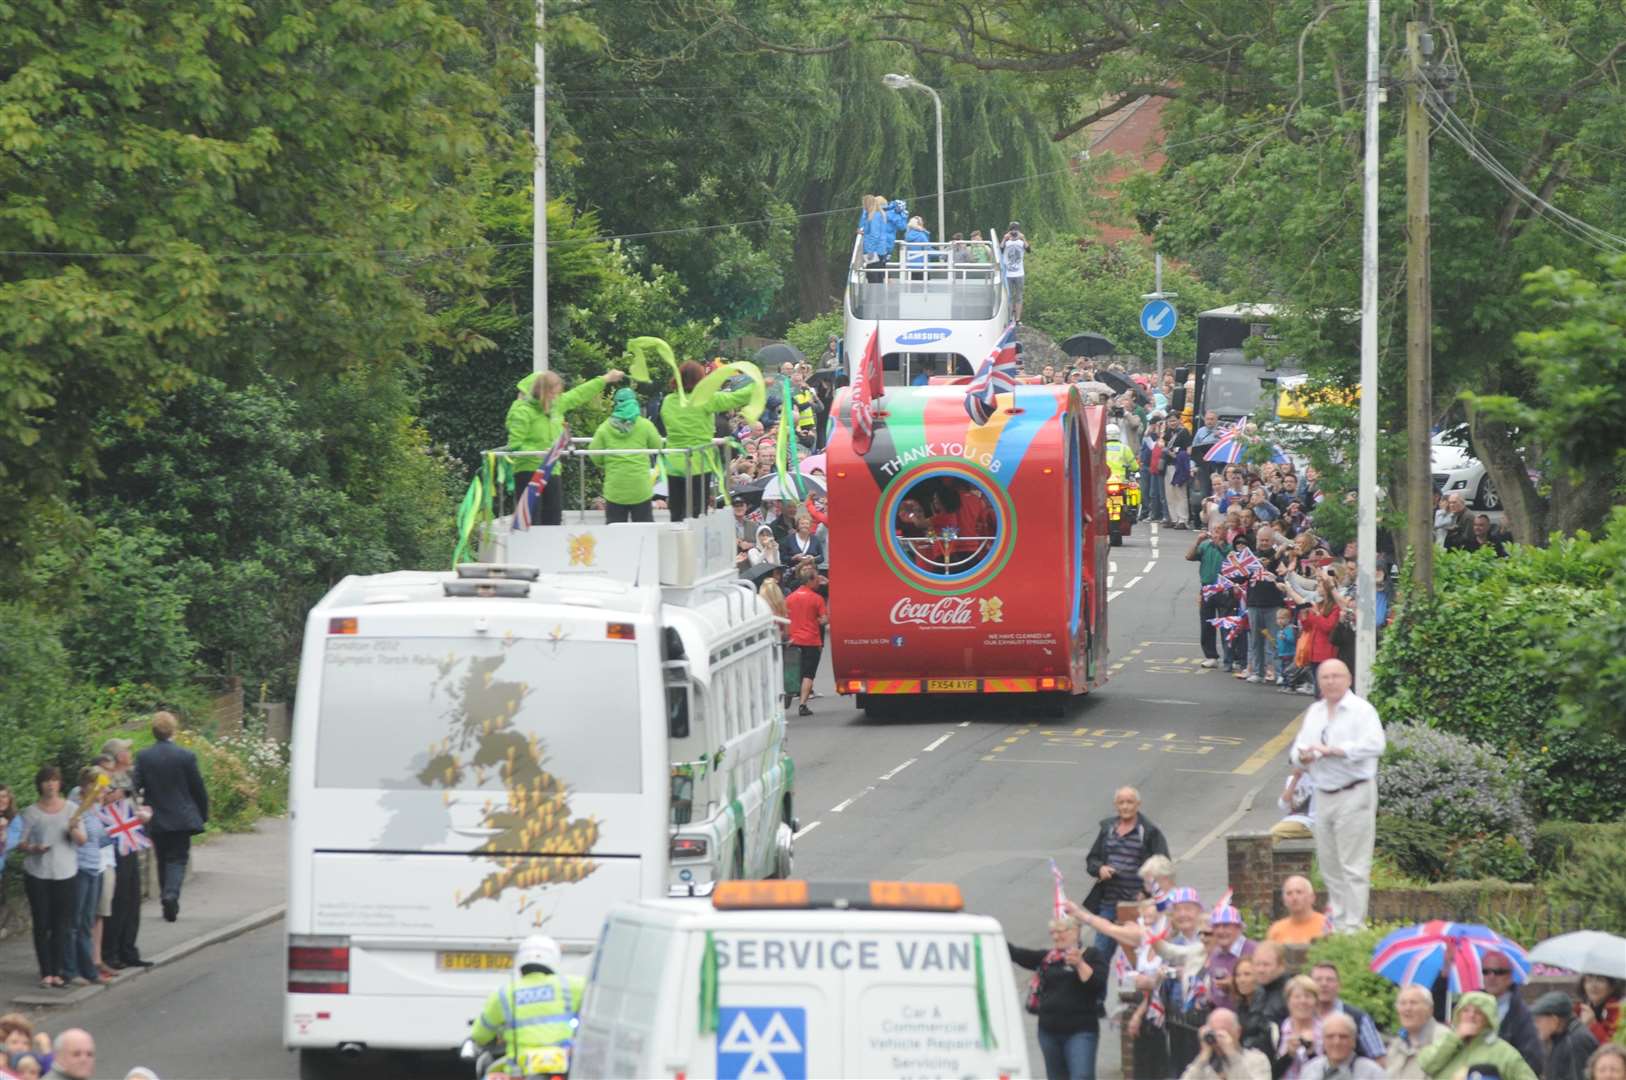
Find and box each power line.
[1425,90,1626,254]
[0,117,1280,262]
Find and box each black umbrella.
[1060,332,1117,358]
[1095,369,1148,403]
[754,342,806,369]
[740,561,784,586]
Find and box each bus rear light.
[328,617,358,635]
[289,935,350,995]
[670,836,708,859]
[837,679,867,694]
[607,622,637,640]
[1038,676,1072,691]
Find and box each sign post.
[1140,255,1178,395]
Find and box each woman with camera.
[1008,914,1108,1080]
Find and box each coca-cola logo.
[889,596,977,627]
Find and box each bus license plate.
[928,678,978,692]
[437,951,511,971]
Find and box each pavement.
[4,818,287,1011]
[7,522,1309,1080]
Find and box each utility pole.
[1405,20,1434,593]
[532,1,548,373]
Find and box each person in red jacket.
[1296,573,1351,698]
[784,565,828,716]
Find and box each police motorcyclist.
[468,935,584,1076]
[1104,423,1139,482]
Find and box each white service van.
[573,880,1031,1080]
[284,501,795,1078]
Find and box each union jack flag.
[1208,612,1251,642]
[1222,548,1264,583]
[1049,858,1069,920]
[963,323,1020,426]
[99,799,151,856]
[513,426,571,531]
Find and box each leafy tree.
[0,0,535,564]
[546,6,1086,327]
[1023,240,1224,363]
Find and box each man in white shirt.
[1001,221,1028,322]
[1301,1014,1386,1079]
[1288,659,1385,931]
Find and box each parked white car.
[1432,428,1500,510]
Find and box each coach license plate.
[437,951,511,971]
[928,678,978,692]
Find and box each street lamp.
[882,73,945,242]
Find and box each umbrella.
[740,561,784,586]
[1206,435,1292,465]
[799,452,827,478]
[1094,369,1146,403]
[1060,332,1117,359]
[1528,931,1626,979]
[753,342,805,369]
[1370,921,1532,992]
[738,473,827,501]
[1078,381,1117,400]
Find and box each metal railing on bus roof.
[846,236,1005,321]
[484,438,735,524]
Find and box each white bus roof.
[1199,303,1280,319]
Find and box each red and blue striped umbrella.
[1369,921,1532,991]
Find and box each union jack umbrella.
[1369,921,1531,992]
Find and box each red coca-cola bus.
[826,384,1113,715]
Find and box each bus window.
[315,636,641,794]
[890,473,1001,578]
[665,684,690,739]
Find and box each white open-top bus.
[284,452,794,1078]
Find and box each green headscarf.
[610,387,641,431]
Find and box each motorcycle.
[461,1038,570,1080]
[1104,479,1140,547]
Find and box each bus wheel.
[770,822,795,879]
[298,1050,344,1080]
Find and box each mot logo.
[716,1005,807,1079]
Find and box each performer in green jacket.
[589,388,664,522]
[506,368,623,525]
[661,361,756,521]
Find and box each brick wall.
[1226,833,1315,918]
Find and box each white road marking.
[830,785,875,813]
[1107,577,1116,588]
[878,758,917,781]
[793,820,821,839]
[1109,561,1118,573]
[1143,560,1156,574]
[1139,698,1201,706]
[1108,590,1124,601]
[1124,575,1143,589]
[922,733,954,753]
[1176,785,1262,864]
[958,720,971,727]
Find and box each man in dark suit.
[133,711,208,923]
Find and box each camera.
[1204,1033,1218,1047]
[1110,405,1125,418]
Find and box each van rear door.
[298,611,654,995]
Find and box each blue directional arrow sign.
[1140,298,1178,340]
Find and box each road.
[41,522,1302,1080]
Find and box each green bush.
[0,602,86,795]
[58,526,198,687]
[1373,538,1626,821]
[1305,925,1402,1032]
[177,731,261,834]
[1532,821,1626,876]
[1547,834,1626,935]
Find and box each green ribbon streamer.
[974,934,997,1050]
[690,361,768,423]
[699,930,719,1035]
[774,376,808,503]
[627,337,683,402]
[451,472,485,567]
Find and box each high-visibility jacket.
[1105,440,1138,482]
[470,971,584,1065]
[789,386,818,435]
